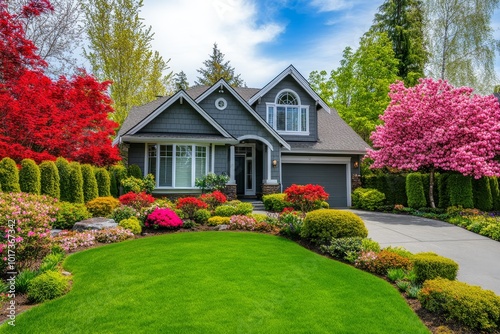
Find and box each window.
[267,90,309,134]
[215,98,227,110]
[147,144,207,188]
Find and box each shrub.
[235,202,253,215]
[321,237,363,262]
[15,270,38,294]
[194,209,211,225]
[56,157,72,202]
[248,213,268,223]
[119,191,155,210]
[473,177,493,212]
[207,216,230,226]
[38,252,65,273]
[110,171,118,198]
[448,174,474,208]
[419,278,500,331]
[127,164,142,179]
[214,204,237,217]
[200,190,227,209]
[81,164,99,203]
[362,238,381,253]
[355,250,413,275]
[19,158,41,194]
[383,246,414,259]
[68,162,84,204]
[284,184,329,212]
[489,177,500,211]
[228,215,257,231]
[121,174,155,194]
[109,164,127,196]
[176,197,208,219]
[262,193,289,212]
[278,210,304,238]
[412,252,458,283]
[94,168,111,197]
[0,157,20,192]
[94,226,135,243]
[387,268,407,282]
[145,208,183,229]
[39,161,60,199]
[119,217,142,234]
[111,205,138,224]
[53,201,91,230]
[437,173,450,209]
[52,230,95,252]
[351,188,386,210]
[27,270,70,303]
[86,196,120,217]
[301,209,368,245]
[195,172,229,192]
[406,173,426,209]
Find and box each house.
[113,65,370,207]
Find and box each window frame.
[266,89,309,135]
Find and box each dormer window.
[267,89,309,135]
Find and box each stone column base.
[223,184,237,201]
[262,183,281,196]
[352,174,362,191]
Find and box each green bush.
[448,174,473,208]
[53,201,91,229]
[385,174,408,206]
[437,173,450,209]
[27,270,70,303]
[39,161,60,199]
[110,171,118,197]
[56,157,72,202]
[235,202,253,215]
[412,252,458,283]
[473,177,493,212]
[301,209,368,245]
[320,237,363,262]
[109,164,127,197]
[38,253,65,273]
[81,164,98,203]
[489,177,500,211]
[95,168,111,197]
[86,196,120,217]
[419,278,500,331]
[214,205,237,217]
[195,172,230,192]
[262,193,289,212]
[194,209,211,225]
[119,217,142,234]
[68,162,84,204]
[111,205,138,224]
[406,173,426,209]
[351,188,386,210]
[16,270,38,294]
[207,216,230,226]
[0,157,20,192]
[127,164,143,179]
[19,158,41,194]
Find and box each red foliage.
[200,190,227,209]
[0,2,120,166]
[284,184,329,212]
[119,191,155,210]
[176,197,208,219]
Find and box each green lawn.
[2,232,429,333]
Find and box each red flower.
[284,184,329,212]
[119,192,155,210]
[176,197,208,219]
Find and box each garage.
[281,158,350,208]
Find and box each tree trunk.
[429,168,436,208]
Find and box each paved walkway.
[345,210,500,295]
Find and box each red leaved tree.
[368,78,500,208]
[0,1,120,166]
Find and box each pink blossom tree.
[368,78,500,208]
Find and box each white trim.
[274,89,302,105]
[120,135,238,145]
[228,145,236,184]
[215,97,227,110]
[210,144,215,173]
[143,143,148,177]
[235,144,256,196]
[237,135,274,151]
[281,156,350,164]
[249,65,331,114]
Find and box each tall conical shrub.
[68,162,84,204]
[56,157,72,202]
[473,177,492,211]
[0,157,20,192]
[437,173,450,209]
[489,177,500,211]
[94,167,111,197]
[406,172,426,209]
[110,172,118,198]
[81,164,98,203]
[19,159,40,194]
[40,161,60,199]
[110,164,127,196]
[127,164,142,179]
[448,174,473,208]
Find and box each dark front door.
[235,155,245,195]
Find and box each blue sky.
[141,0,500,89]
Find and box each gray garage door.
[282,164,347,207]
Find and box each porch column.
[266,145,272,183]
[228,145,235,184]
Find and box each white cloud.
[309,0,352,12]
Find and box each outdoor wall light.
[272,159,278,168]
[353,161,359,169]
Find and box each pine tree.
[173,71,189,91]
[195,43,244,87]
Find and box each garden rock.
[73,217,117,231]
[216,224,228,231]
[51,229,62,236]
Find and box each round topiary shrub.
[0,157,21,192]
[262,193,289,212]
[94,167,111,197]
[448,174,473,208]
[86,196,120,217]
[81,164,98,203]
[40,160,60,199]
[56,157,72,202]
[214,204,237,217]
[68,162,84,204]
[145,208,183,229]
[406,172,426,209]
[412,252,459,283]
[351,188,386,210]
[119,217,142,234]
[194,209,211,225]
[27,270,70,303]
[19,158,41,194]
[127,164,142,179]
[300,209,368,245]
[207,216,230,226]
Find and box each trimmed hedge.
[94,168,111,197]
[68,162,84,204]
[489,177,500,211]
[419,278,500,331]
[27,270,70,303]
[207,216,231,226]
[473,177,493,212]
[0,157,20,192]
[86,196,120,217]
[40,161,60,199]
[301,209,368,245]
[406,173,426,209]
[448,174,474,208]
[110,164,127,197]
[110,171,118,198]
[81,164,99,203]
[118,217,142,235]
[56,157,72,202]
[437,173,450,209]
[412,252,458,283]
[262,193,289,212]
[127,164,142,179]
[19,158,41,194]
[351,188,385,210]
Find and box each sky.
[139,0,500,88]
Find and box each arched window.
[267,90,309,134]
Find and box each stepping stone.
[73,217,117,231]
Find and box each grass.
[2,232,429,333]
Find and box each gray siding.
[139,99,219,135]
[214,145,228,175]
[128,143,145,174]
[255,75,318,142]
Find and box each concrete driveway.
[346,209,500,295]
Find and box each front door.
[235,156,245,195]
[235,145,255,196]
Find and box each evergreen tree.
[173,71,189,91]
[69,162,84,204]
[40,161,60,199]
[195,43,245,87]
[56,157,72,202]
[0,157,20,192]
[81,164,98,203]
[19,159,41,195]
[95,167,111,197]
